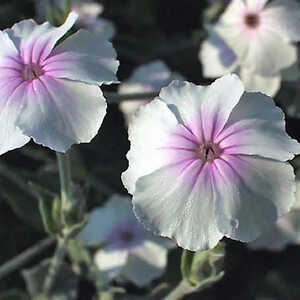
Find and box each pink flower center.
[196,143,222,162]
[244,13,260,28]
[22,64,44,81]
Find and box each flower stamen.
[22,64,44,81]
[197,143,222,162]
[245,13,260,28]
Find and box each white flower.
[200,26,283,96]
[200,22,300,97]
[79,194,173,287]
[214,0,300,76]
[119,60,184,124]
[0,13,119,154]
[122,74,300,251]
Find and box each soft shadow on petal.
[94,249,128,279]
[122,241,168,287]
[216,92,300,161]
[159,80,206,127]
[44,30,119,85]
[213,155,296,242]
[15,76,106,152]
[200,29,238,78]
[133,162,223,251]
[240,67,281,97]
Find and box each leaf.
[29,182,61,235]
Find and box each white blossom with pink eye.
[199,25,282,97]
[214,0,300,76]
[122,74,300,251]
[0,12,119,154]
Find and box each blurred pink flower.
[79,194,173,287]
[0,12,119,154]
[215,0,300,76]
[122,74,300,251]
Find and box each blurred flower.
[249,178,300,251]
[200,0,300,97]
[200,26,283,96]
[214,0,300,76]
[119,60,184,124]
[122,74,300,251]
[79,194,173,287]
[35,0,115,39]
[0,12,119,154]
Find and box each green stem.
[56,152,72,214]
[43,237,66,294]
[0,237,55,280]
[42,153,73,294]
[163,280,191,300]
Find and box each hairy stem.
[43,237,66,294]
[56,152,72,215]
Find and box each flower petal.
[128,60,172,87]
[8,13,77,64]
[200,29,238,78]
[240,67,281,97]
[159,75,244,141]
[133,162,223,251]
[246,0,268,10]
[263,0,300,42]
[94,249,128,279]
[213,155,296,242]
[0,80,30,154]
[216,24,297,76]
[122,241,168,287]
[0,30,19,57]
[44,30,119,85]
[122,99,180,194]
[15,76,107,152]
[219,0,246,24]
[216,92,300,161]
